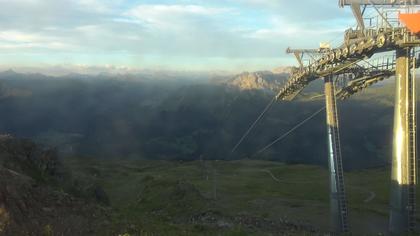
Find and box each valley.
[64,158,416,235]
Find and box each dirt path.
[262,169,376,203]
[363,191,376,203]
[261,169,315,184]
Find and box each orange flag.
[399,13,420,35]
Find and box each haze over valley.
[1,0,420,235]
[0,69,406,169]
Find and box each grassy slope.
[64,158,420,235]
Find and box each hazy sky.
[0,0,355,72]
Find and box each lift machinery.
[275,1,420,233]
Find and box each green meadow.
[64,158,418,235]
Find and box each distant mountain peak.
[0,69,18,76]
[227,70,290,92]
[271,67,293,74]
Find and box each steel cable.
[230,96,277,153]
[253,106,326,156]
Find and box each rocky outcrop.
[0,136,110,235]
[0,167,108,235]
[0,135,66,184]
[227,71,289,92]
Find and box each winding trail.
[262,169,281,182]
[261,169,376,203]
[261,169,316,184]
[363,191,376,203]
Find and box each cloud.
[76,0,116,13]
[0,0,356,71]
[128,4,230,17]
[0,30,77,51]
[234,0,350,20]
[124,4,235,32]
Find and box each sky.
[0,0,355,73]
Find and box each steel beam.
[389,47,417,234]
[324,76,349,233]
[339,0,420,6]
[286,47,330,54]
[351,3,365,30]
[293,52,304,68]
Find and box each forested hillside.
[0,70,414,170]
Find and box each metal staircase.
[407,54,417,232]
[325,76,349,233]
[332,80,349,232]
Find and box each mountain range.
[0,69,415,170]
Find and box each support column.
[324,76,349,233]
[389,47,417,234]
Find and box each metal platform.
[273,2,420,234]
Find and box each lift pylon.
[389,47,417,234]
[272,1,420,234]
[324,76,349,233]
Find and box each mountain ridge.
[226,70,290,92]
